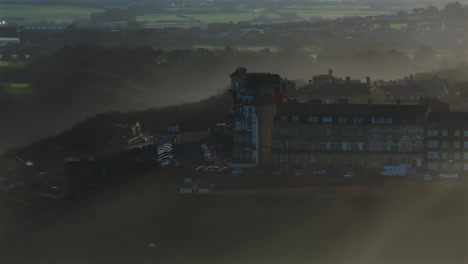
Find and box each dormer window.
[323,117,333,123]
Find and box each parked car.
[217,167,231,173]
[195,166,207,171]
[343,172,355,178]
[209,167,220,172]
[294,170,304,177]
[232,168,244,175]
[203,166,216,171]
[312,169,328,175]
[273,170,283,176]
[439,173,458,179]
[49,186,60,193]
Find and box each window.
[357,142,365,151]
[464,130,468,136]
[441,141,448,148]
[427,152,439,159]
[280,127,288,136]
[295,128,300,136]
[442,152,449,159]
[358,128,364,137]
[454,142,461,148]
[371,128,380,137]
[464,152,468,159]
[323,117,333,123]
[309,155,317,163]
[371,117,392,123]
[292,116,300,122]
[309,142,316,150]
[464,163,468,170]
[427,129,439,136]
[402,129,408,137]
[455,130,461,136]
[390,95,395,100]
[400,142,411,152]
[386,129,393,137]
[415,143,423,151]
[308,117,318,123]
[342,142,351,151]
[310,127,318,136]
[441,163,448,170]
[292,142,300,150]
[279,154,289,162]
[324,142,332,150]
[279,141,286,150]
[427,163,438,170]
[454,153,461,159]
[326,128,332,137]
[353,117,364,123]
[442,130,448,136]
[386,143,392,151]
[280,116,288,122]
[370,142,381,151]
[427,141,439,148]
[295,156,302,164]
[338,117,348,123]
[342,127,350,136]
[464,141,468,148]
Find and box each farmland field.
[0,4,103,24]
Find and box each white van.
[380,165,407,176]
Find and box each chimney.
[328,69,333,77]
[346,76,351,84]
[308,80,312,87]
[366,76,371,86]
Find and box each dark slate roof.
[378,82,448,96]
[295,83,370,96]
[0,27,18,38]
[427,112,468,127]
[275,102,429,123]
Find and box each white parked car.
[343,172,355,178]
[232,168,244,175]
[312,169,328,175]
[294,170,304,177]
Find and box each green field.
[0,61,28,68]
[193,45,278,52]
[0,4,103,24]
[1,82,32,95]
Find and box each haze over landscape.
[1,1,468,263]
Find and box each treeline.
[13,91,232,165]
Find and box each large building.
[228,67,288,168]
[272,102,429,170]
[424,112,468,174]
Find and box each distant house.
[0,27,19,46]
[371,76,449,104]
